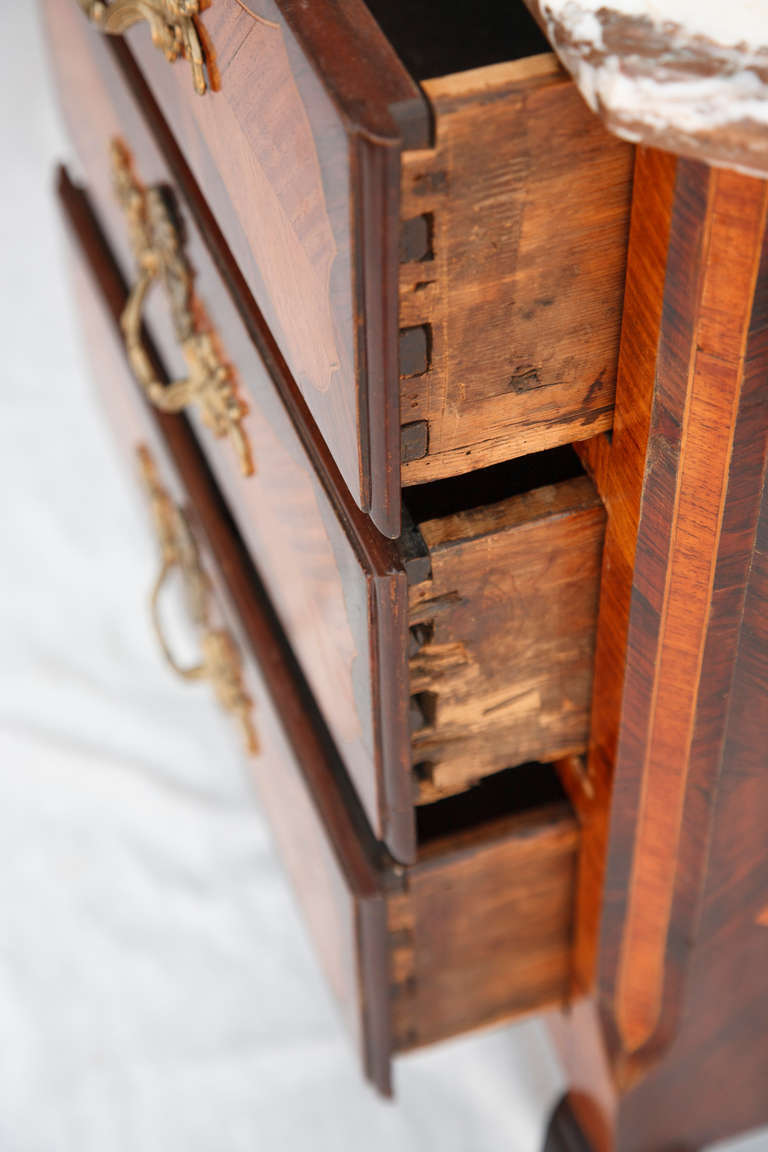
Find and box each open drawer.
[63,0,632,535]
[59,166,580,1096]
[404,455,605,802]
[45,10,605,864]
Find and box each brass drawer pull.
[77,0,209,95]
[112,140,253,476]
[138,444,260,755]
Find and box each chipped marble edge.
[531,0,768,179]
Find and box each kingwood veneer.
[43,0,768,1147]
[526,8,768,1151]
[58,166,581,1095]
[109,0,632,536]
[46,0,605,863]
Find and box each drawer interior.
[402,445,605,805]
[365,0,550,81]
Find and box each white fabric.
[0,7,568,1150]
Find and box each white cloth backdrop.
[0,6,762,1152]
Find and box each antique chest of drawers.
[73,0,632,539]
[58,163,581,1096]
[47,0,619,861]
[43,0,768,1148]
[47,0,613,1092]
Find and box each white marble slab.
[528,0,768,178]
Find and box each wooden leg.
[552,148,768,1151]
[544,1097,594,1152]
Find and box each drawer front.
[48,0,607,849]
[65,1,631,533]
[67,0,431,536]
[59,168,393,1092]
[59,169,580,1090]
[46,0,415,861]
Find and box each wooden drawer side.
[407,474,606,802]
[400,57,633,485]
[389,802,579,1051]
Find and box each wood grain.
[408,476,605,800]
[44,0,417,861]
[400,57,633,485]
[59,164,586,1104]
[58,166,394,1092]
[116,0,430,534]
[617,416,768,1149]
[596,158,768,1066]
[390,802,579,1050]
[567,148,678,1001]
[614,164,767,1055]
[550,149,768,1151]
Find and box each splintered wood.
[408,476,605,801]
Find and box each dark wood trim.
[544,1097,595,1152]
[57,166,400,1095]
[273,0,429,150]
[372,569,414,859]
[552,149,768,1151]
[104,36,417,861]
[357,894,394,1096]
[356,129,403,538]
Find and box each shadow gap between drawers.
[416,760,570,846]
[363,0,550,81]
[403,443,585,527]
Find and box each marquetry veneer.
[46,0,768,1146]
[82,0,632,535]
[59,166,581,1095]
[46,0,605,863]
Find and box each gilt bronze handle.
[112,140,253,476]
[77,0,209,95]
[138,444,260,755]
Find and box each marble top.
[524,0,768,179]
